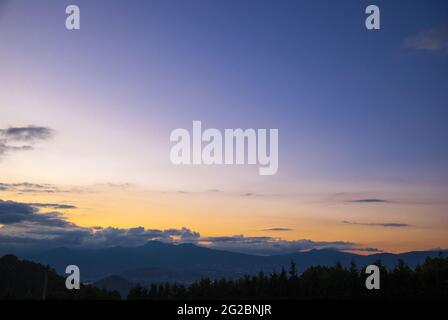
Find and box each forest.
[1,253,447,299]
[128,255,448,300]
[0,255,120,300]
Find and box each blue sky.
[0,0,447,253]
[3,0,447,179]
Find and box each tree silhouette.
[2,253,447,300]
[128,256,448,300]
[0,255,120,300]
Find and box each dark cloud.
[0,199,201,249]
[0,126,53,141]
[200,235,357,255]
[0,199,373,255]
[343,247,384,253]
[27,203,77,210]
[83,227,201,247]
[342,220,409,228]
[0,200,36,224]
[405,24,448,51]
[0,224,201,250]
[0,200,73,227]
[261,228,293,232]
[0,126,54,157]
[349,199,389,203]
[0,225,92,247]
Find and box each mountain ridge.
[10,241,445,283]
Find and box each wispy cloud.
[0,126,54,157]
[342,220,409,228]
[0,144,32,155]
[167,189,287,199]
[346,247,384,253]
[261,228,293,232]
[348,198,389,203]
[0,126,53,141]
[0,182,62,193]
[333,192,447,206]
[405,24,448,51]
[27,203,77,210]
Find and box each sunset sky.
[0,0,447,255]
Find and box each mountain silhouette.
[94,275,135,299]
[24,241,447,284]
[0,255,120,300]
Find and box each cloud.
[82,227,201,247]
[155,188,287,199]
[207,189,222,193]
[0,181,130,194]
[0,126,53,141]
[405,24,448,51]
[27,203,77,210]
[0,143,32,154]
[0,199,202,249]
[0,126,54,157]
[0,200,36,224]
[200,235,358,255]
[0,182,62,193]
[0,199,376,255]
[92,183,134,190]
[342,220,409,228]
[0,224,201,250]
[347,247,384,253]
[261,228,293,232]
[0,200,74,227]
[349,199,389,203]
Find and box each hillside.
[0,255,120,300]
[26,241,447,283]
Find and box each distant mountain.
[3,251,447,300]
[25,241,447,284]
[283,249,448,271]
[94,275,134,299]
[0,255,120,300]
[29,241,271,280]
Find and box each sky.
[0,0,447,255]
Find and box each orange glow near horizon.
[2,183,447,254]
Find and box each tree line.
[128,255,448,299]
[0,255,120,300]
[1,253,447,299]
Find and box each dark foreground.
[1,254,448,300]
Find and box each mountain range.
[20,241,445,285]
[0,241,443,298]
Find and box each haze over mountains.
[14,241,446,285]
